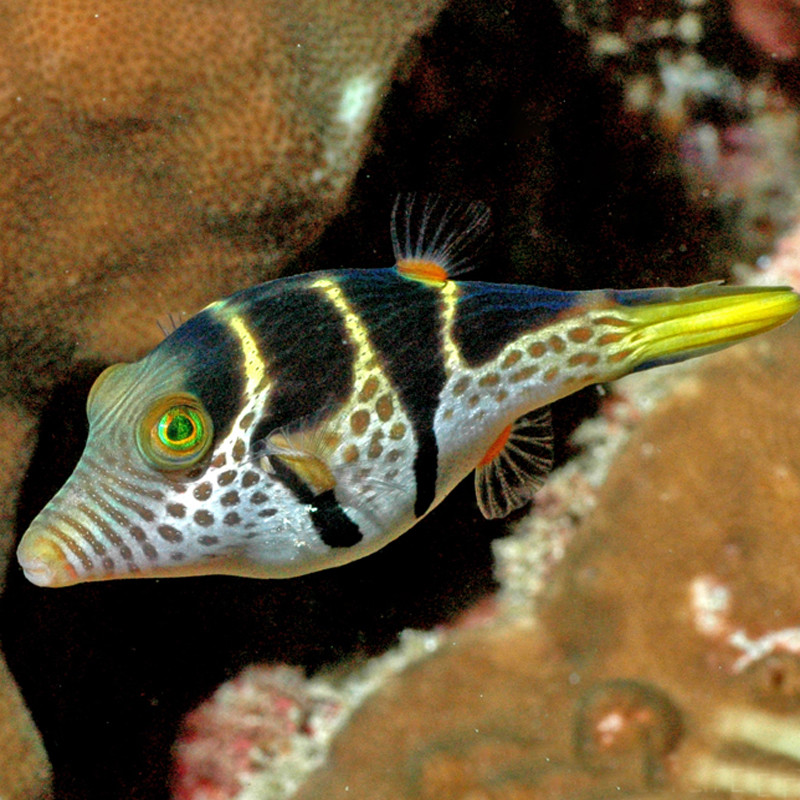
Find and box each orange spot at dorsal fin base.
[478,424,512,466]
[396,257,449,285]
[390,195,491,280]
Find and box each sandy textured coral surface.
[0,0,446,379]
[289,317,800,799]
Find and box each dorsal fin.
[474,407,554,519]
[391,194,491,285]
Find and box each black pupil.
[167,413,194,443]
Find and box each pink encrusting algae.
[172,666,341,800]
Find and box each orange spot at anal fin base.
[479,424,512,467]
[396,257,449,285]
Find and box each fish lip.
[17,555,56,588]
[16,526,79,588]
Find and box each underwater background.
[1,0,800,797]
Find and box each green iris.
[137,393,213,470]
[158,407,204,451]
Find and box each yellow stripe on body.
[310,278,413,472]
[438,280,463,375]
[224,312,269,396]
[312,278,387,381]
[211,308,272,463]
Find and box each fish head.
[16,350,278,587]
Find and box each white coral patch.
[336,72,379,131]
[689,574,731,636]
[313,70,381,185]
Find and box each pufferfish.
[16,198,800,588]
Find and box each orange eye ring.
[136,393,213,470]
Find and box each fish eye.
[137,393,213,470]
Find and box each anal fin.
[474,408,554,519]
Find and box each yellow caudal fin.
[592,283,800,373]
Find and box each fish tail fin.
[588,282,800,373]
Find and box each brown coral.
[0,0,446,376]
[730,0,800,60]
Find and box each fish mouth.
[17,526,80,588]
[684,705,800,797]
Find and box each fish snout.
[15,459,141,587]
[17,524,80,588]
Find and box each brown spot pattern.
[453,376,470,396]
[548,335,565,353]
[608,350,631,363]
[568,353,600,368]
[510,365,537,383]
[194,510,215,526]
[220,490,240,506]
[157,524,183,543]
[242,471,260,488]
[193,482,213,501]
[376,394,393,422]
[528,342,546,357]
[239,412,256,430]
[569,327,593,343]
[217,470,237,486]
[350,409,370,435]
[359,375,379,401]
[232,438,247,461]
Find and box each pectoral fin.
[259,425,340,495]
